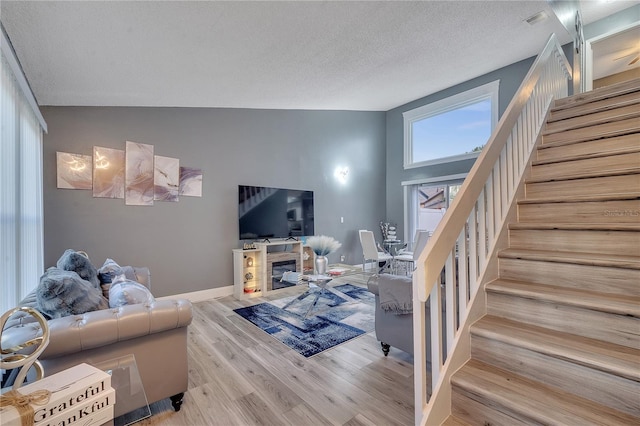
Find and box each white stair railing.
[412,34,572,425]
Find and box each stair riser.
[553,79,640,109]
[535,134,640,163]
[518,200,640,224]
[530,151,640,181]
[451,390,531,426]
[544,105,640,135]
[541,117,640,146]
[471,335,640,417]
[508,229,640,257]
[525,174,640,200]
[487,292,639,348]
[498,257,640,297]
[549,92,640,123]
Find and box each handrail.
[412,33,572,425]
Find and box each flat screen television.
[238,185,314,240]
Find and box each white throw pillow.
[108,280,155,308]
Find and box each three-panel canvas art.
[56,141,202,205]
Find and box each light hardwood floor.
[141,273,415,426]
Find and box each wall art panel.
[179,167,203,197]
[154,155,180,202]
[93,146,125,198]
[56,152,92,189]
[125,141,154,206]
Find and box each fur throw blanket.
[36,267,108,319]
[56,249,100,288]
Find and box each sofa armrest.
[2,299,192,359]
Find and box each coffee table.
[281,274,356,318]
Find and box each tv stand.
[233,240,304,300]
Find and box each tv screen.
[238,185,314,240]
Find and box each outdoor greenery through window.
[404,80,499,168]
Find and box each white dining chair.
[359,230,394,274]
[393,230,430,275]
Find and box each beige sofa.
[1,267,193,411]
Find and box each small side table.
[92,354,151,426]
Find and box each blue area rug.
[234,283,375,357]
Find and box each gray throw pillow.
[36,267,109,319]
[56,249,100,289]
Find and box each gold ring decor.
[0,306,50,389]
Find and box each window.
[404,80,499,169]
[402,174,466,244]
[1,25,47,313]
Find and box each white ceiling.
[1,0,637,111]
[592,24,640,80]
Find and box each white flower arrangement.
[306,235,342,256]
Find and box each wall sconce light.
[334,166,349,184]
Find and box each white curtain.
[1,33,46,314]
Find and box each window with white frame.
[403,174,466,244]
[403,80,499,169]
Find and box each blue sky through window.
[412,98,491,163]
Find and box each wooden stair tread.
[443,79,640,426]
[543,104,640,135]
[486,279,640,317]
[542,117,640,145]
[535,134,640,168]
[452,359,639,426]
[508,222,640,231]
[552,78,640,111]
[533,145,640,166]
[473,315,640,381]
[548,91,640,123]
[518,193,640,204]
[537,131,640,151]
[499,248,640,269]
[526,167,640,184]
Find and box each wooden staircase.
[443,79,640,425]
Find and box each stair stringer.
[422,130,546,426]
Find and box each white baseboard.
[156,285,234,303]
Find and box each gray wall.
[384,43,574,239]
[384,57,533,239]
[42,107,386,297]
[584,4,639,41]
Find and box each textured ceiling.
[1,0,637,111]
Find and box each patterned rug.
[233,283,375,357]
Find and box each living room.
[2,1,639,425]
[1,1,637,301]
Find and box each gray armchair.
[367,274,444,362]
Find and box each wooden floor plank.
[140,274,414,425]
